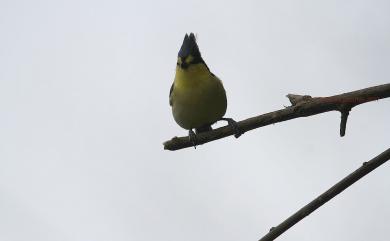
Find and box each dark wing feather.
[169,83,174,106]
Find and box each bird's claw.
[220,117,243,138]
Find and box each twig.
[258,148,390,241]
[339,107,350,137]
[163,83,390,151]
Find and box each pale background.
[1,0,389,240]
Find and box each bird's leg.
[188,129,198,149]
[220,117,243,138]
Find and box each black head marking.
[178,33,201,58]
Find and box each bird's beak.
[180,62,188,69]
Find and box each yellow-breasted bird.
[169,33,241,146]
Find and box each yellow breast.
[170,64,227,130]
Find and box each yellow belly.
[171,66,227,130]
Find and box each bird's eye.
[176,62,179,66]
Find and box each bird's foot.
[188,129,198,149]
[220,117,243,138]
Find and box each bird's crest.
[178,33,201,58]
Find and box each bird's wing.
[169,83,174,106]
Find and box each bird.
[169,33,242,147]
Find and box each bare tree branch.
[258,148,390,241]
[163,83,390,151]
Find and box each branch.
[163,83,390,151]
[258,147,390,241]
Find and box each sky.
[0,0,389,240]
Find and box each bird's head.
[177,33,203,69]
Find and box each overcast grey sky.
[1,0,389,240]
